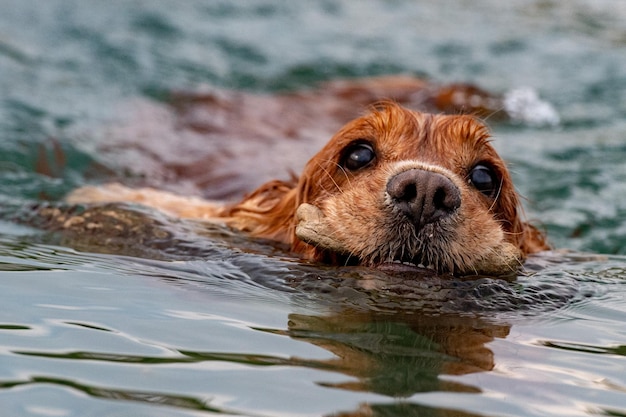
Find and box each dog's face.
[295,103,531,275]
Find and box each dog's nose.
[386,169,461,229]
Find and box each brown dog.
[68,100,548,275]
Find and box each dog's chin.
[318,252,439,274]
[325,250,502,277]
[364,253,519,277]
[361,252,461,275]
[376,261,441,274]
[323,241,522,277]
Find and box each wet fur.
[68,103,548,274]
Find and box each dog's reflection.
[286,308,509,416]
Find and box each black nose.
[386,169,461,229]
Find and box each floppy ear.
[225,178,301,245]
[514,218,549,254]
[223,137,343,259]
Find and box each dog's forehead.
[334,106,497,166]
[392,115,493,163]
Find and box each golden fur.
[68,102,548,275]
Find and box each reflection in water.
[12,311,508,416]
[287,311,508,394]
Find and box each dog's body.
[94,76,509,201]
[69,79,548,276]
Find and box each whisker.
[488,176,505,213]
[480,101,507,123]
[314,159,345,194]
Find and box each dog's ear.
[226,178,300,245]
[517,221,549,254]
[223,140,340,257]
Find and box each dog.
[68,100,548,276]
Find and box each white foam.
[503,87,561,127]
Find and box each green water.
[1,1,626,416]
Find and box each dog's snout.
[386,169,461,229]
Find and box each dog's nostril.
[387,169,461,229]
[398,182,417,201]
[433,184,460,214]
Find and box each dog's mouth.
[323,253,442,276]
[376,260,437,273]
[295,202,522,276]
[296,202,454,273]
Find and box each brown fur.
[69,102,548,274]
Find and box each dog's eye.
[342,142,376,171]
[469,164,499,197]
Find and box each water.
[1,1,626,416]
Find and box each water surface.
[1,1,626,416]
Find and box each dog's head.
[293,102,547,275]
